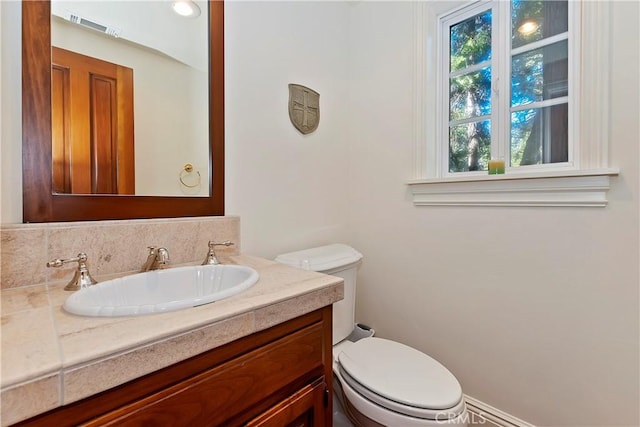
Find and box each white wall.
[225,1,352,258]
[224,2,638,424]
[345,2,639,426]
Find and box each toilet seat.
[337,337,465,420]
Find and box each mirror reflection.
[50,0,209,196]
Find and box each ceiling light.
[172,0,201,18]
[517,19,539,36]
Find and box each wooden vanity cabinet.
[15,307,333,427]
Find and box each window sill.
[407,168,620,207]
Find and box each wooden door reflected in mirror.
[52,47,135,195]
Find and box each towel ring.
[179,163,201,188]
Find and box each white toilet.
[276,244,468,427]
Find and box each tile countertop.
[0,255,344,426]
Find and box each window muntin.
[443,0,570,175]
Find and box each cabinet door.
[78,324,324,427]
[247,380,327,427]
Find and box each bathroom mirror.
[22,0,224,222]
[49,1,209,197]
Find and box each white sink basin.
[63,264,259,317]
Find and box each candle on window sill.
[488,158,505,175]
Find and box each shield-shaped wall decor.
[288,84,320,135]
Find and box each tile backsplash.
[1,216,240,290]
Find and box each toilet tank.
[275,244,363,345]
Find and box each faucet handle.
[141,246,170,271]
[156,247,170,265]
[202,240,234,265]
[47,253,98,291]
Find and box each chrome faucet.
[202,240,234,265]
[47,252,98,291]
[141,247,170,272]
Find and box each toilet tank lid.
[275,244,362,272]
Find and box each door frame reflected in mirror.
[21,0,224,222]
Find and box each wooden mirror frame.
[22,1,224,222]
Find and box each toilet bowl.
[333,338,467,426]
[276,244,467,427]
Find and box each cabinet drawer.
[87,322,324,426]
[247,379,327,427]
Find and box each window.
[443,0,570,175]
[408,0,618,207]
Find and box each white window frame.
[408,0,619,207]
[439,1,498,177]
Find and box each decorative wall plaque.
[288,84,320,134]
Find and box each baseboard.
[464,395,536,427]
